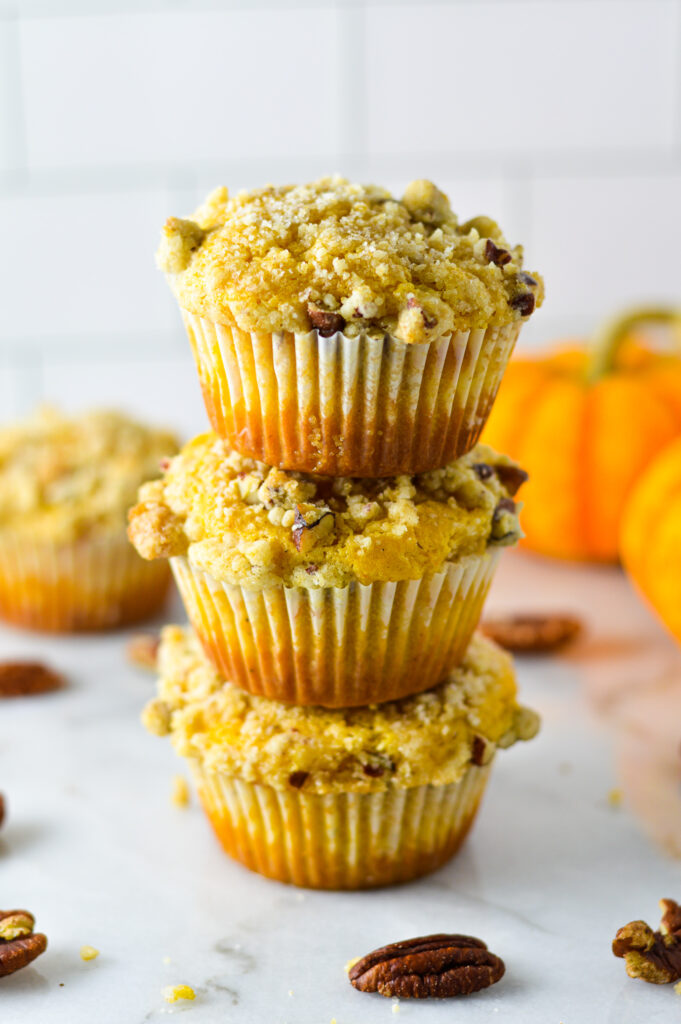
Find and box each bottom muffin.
[143,627,539,890]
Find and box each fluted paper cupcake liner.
[0,531,171,632]
[171,550,499,706]
[181,309,521,475]
[191,761,491,889]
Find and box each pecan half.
[484,239,512,267]
[126,633,160,671]
[613,899,681,984]
[0,662,63,698]
[348,933,505,998]
[0,910,47,977]
[481,613,583,654]
[307,303,346,337]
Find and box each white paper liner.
[181,309,522,475]
[171,550,500,706]
[0,531,170,632]
[191,761,491,889]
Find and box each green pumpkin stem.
[586,307,681,383]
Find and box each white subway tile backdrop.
[1,0,680,437]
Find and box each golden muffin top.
[144,626,539,794]
[0,407,178,542]
[128,434,527,589]
[157,177,543,342]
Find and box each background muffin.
[144,625,539,889]
[158,177,543,476]
[129,433,526,705]
[0,407,178,631]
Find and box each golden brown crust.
[127,435,525,589]
[157,177,543,341]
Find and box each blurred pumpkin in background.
[482,308,681,561]
[621,437,681,644]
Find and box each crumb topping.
[128,434,526,589]
[0,408,178,542]
[157,177,543,342]
[143,626,539,794]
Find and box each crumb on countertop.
[163,984,196,1003]
[80,946,99,961]
[171,775,190,808]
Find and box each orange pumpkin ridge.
[483,306,681,562]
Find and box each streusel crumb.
[157,177,543,341]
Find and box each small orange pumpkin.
[482,307,681,561]
[621,437,681,644]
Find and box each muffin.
[157,177,543,476]
[128,432,527,706]
[144,625,539,889]
[0,408,177,631]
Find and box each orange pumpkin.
[483,308,681,561]
[621,437,681,644]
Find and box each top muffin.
[157,177,544,343]
[0,408,177,542]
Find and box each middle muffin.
[128,433,526,707]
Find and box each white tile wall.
[531,172,681,321]
[41,353,206,441]
[20,9,342,170]
[365,1,680,157]
[0,0,680,424]
[0,18,20,174]
[0,189,180,344]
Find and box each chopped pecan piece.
[291,507,334,554]
[288,771,309,789]
[494,463,529,496]
[307,303,346,337]
[349,933,505,998]
[0,662,63,698]
[481,613,583,653]
[509,292,535,317]
[0,910,47,977]
[517,272,538,287]
[472,462,494,481]
[406,295,437,329]
[126,633,160,671]
[613,899,681,984]
[484,239,512,266]
[471,735,495,767]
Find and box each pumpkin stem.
[586,307,681,383]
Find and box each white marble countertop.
[2,551,681,1024]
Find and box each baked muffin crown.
[157,177,543,342]
[144,626,539,794]
[0,407,178,542]
[128,434,527,589]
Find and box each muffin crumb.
[80,946,99,962]
[171,775,190,808]
[163,984,195,1003]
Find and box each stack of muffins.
[130,178,543,889]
